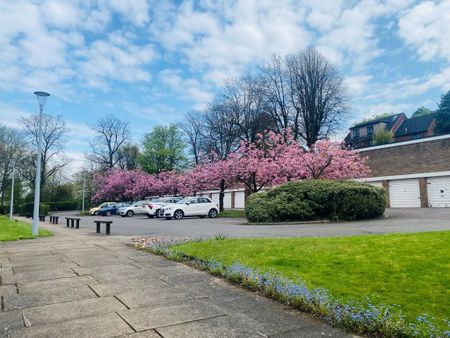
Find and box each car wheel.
[94,211,99,216]
[156,209,161,218]
[106,211,112,217]
[174,210,184,220]
[199,215,206,218]
[126,210,134,217]
[208,209,218,218]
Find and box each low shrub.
[18,203,50,217]
[0,205,10,215]
[246,180,386,223]
[44,200,79,212]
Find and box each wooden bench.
[65,217,81,229]
[49,216,59,224]
[94,220,112,235]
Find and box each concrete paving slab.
[2,268,77,284]
[73,264,139,276]
[202,293,277,313]
[17,275,98,294]
[3,285,97,311]
[90,277,171,297]
[118,301,226,331]
[115,288,202,309]
[155,313,267,338]
[8,313,134,338]
[22,297,126,326]
[12,263,78,274]
[0,285,17,297]
[115,330,161,338]
[0,310,24,333]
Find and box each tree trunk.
[219,179,225,212]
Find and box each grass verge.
[219,209,246,218]
[0,216,53,241]
[133,232,450,337]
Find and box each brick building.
[360,135,450,207]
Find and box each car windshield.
[176,198,191,204]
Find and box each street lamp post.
[82,174,86,213]
[9,159,15,221]
[32,91,50,236]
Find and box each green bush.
[246,180,386,223]
[0,205,9,214]
[18,203,50,217]
[44,200,79,212]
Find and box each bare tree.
[260,54,293,136]
[202,100,240,161]
[0,125,26,205]
[116,143,140,170]
[89,115,130,169]
[286,48,348,146]
[180,111,205,165]
[20,114,67,194]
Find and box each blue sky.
[0,0,449,175]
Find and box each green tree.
[361,112,393,123]
[139,125,187,174]
[412,106,433,118]
[373,130,394,145]
[435,91,450,134]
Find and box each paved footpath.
[0,221,355,338]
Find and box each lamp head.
[33,91,50,110]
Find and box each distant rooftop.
[395,113,436,137]
[351,113,404,129]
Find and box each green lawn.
[219,209,245,218]
[174,231,450,327]
[0,216,53,241]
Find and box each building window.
[353,128,360,138]
[367,125,374,135]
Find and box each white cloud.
[159,69,214,108]
[398,0,450,62]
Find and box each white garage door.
[224,192,232,209]
[389,179,421,208]
[234,190,245,209]
[211,192,220,205]
[427,176,450,207]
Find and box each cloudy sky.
[0,0,449,174]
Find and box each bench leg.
[96,223,100,233]
[76,220,80,229]
[66,219,70,227]
[71,219,74,228]
[55,218,59,224]
[106,224,110,235]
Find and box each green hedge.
[44,200,79,212]
[18,203,50,217]
[0,205,10,215]
[246,180,386,223]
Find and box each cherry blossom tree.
[302,140,370,179]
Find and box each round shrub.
[245,192,273,223]
[246,180,386,223]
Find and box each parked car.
[98,202,130,216]
[89,202,116,216]
[118,201,154,218]
[161,197,219,220]
[151,197,183,218]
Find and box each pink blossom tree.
[233,130,305,193]
[302,140,370,179]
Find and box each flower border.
[131,237,449,338]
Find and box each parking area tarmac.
[52,208,450,238]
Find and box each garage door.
[211,192,220,205]
[224,192,232,209]
[427,176,450,207]
[389,179,421,208]
[235,190,245,209]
